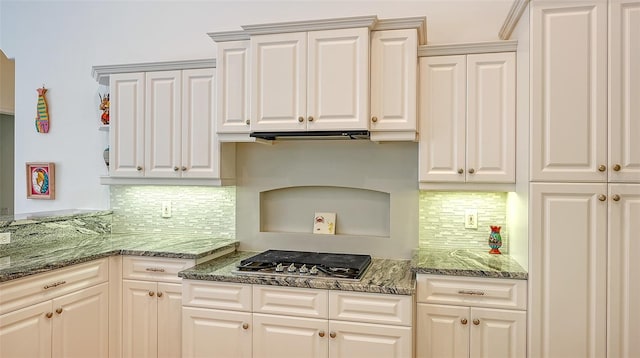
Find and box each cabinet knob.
[371,116,378,123]
[181,166,187,171]
[468,168,475,174]
[242,323,249,330]
[157,292,163,298]
[137,166,143,171]
[298,116,304,123]
[245,119,250,125]
[45,312,53,319]
[457,168,464,174]
[174,166,179,171]
[598,194,607,202]
[473,319,480,326]
[308,116,314,122]
[149,291,155,297]
[56,308,63,314]
[613,164,621,171]
[329,331,337,339]
[598,164,606,172]
[318,331,325,337]
[612,194,620,202]
[461,318,468,325]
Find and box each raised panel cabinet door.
[415,303,469,358]
[328,320,412,358]
[252,313,328,358]
[145,70,182,178]
[466,52,516,183]
[122,280,158,358]
[370,29,418,134]
[181,68,217,179]
[251,32,307,132]
[469,307,526,358]
[182,307,252,358]
[0,301,52,358]
[217,40,251,134]
[307,28,369,131]
[531,1,608,182]
[51,282,109,358]
[607,184,640,357]
[157,282,182,358]
[109,72,145,177]
[530,183,607,358]
[418,55,466,183]
[609,0,640,182]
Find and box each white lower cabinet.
[182,307,252,358]
[253,313,328,358]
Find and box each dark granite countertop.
[178,250,416,295]
[411,248,528,280]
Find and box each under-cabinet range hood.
[250,130,370,141]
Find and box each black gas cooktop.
[234,249,372,280]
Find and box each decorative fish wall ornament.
[35,85,49,133]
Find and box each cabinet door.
[531,1,608,182]
[182,307,252,358]
[307,28,369,131]
[466,52,515,183]
[181,68,217,179]
[110,72,145,177]
[0,301,52,358]
[530,183,607,358]
[415,303,468,358]
[469,307,525,358]
[418,55,466,183]
[609,0,640,182]
[251,32,307,132]
[217,40,251,134]
[328,320,411,358]
[157,282,182,358]
[608,184,640,357]
[145,70,182,178]
[252,313,327,358]
[123,280,158,358]
[370,29,417,137]
[52,282,109,358]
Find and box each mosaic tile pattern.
[110,186,236,238]
[419,191,509,252]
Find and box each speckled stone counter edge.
[411,248,528,280]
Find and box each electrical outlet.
[161,201,172,218]
[464,209,478,229]
[0,232,11,244]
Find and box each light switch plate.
[464,209,478,229]
[161,201,172,218]
[0,232,10,244]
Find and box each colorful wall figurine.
[26,162,55,200]
[35,85,49,133]
[99,93,109,125]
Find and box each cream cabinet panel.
[531,1,608,182]
[0,301,52,358]
[328,290,412,326]
[122,279,158,358]
[110,72,145,178]
[253,285,328,319]
[252,313,328,358]
[307,28,369,131]
[415,303,468,358]
[609,0,640,182]
[329,320,411,358]
[469,307,526,358]
[530,183,607,358]
[251,32,307,132]
[156,282,182,358]
[419,55,467,183]
[607,184,640,357]
[182,307,252,358]
[122,256,194,284]
[217,40,251,134]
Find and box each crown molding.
[499,0,530,40]
[241,15,378,36]
[92,59,216,85]
[418,40,518,57]
[373,17,427,45]
[208,30,250,42]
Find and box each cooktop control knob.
[287,263,297,272]
[275,263,284,272]
[309,265,319,275]
[299,264,309,274]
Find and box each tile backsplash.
[419,191,508,252]
[110,186,236,237]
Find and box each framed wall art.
[26,162,55,199]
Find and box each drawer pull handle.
[43,281,67,290]
[145,268,166,273]
[457,290,485,296]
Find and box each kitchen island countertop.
[179,250,416,295]
[412,248,528,280]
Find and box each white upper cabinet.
[110,72,145,178]
[370,29,418,141]
[215,40,251,136]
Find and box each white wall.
[0,0,512,214]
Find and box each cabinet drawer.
[416,274,526,310]
[122,256,195,283]
[253,285,328,319]
[182,280,252,312]
[329,291,412,326]
[0,258,109,315]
